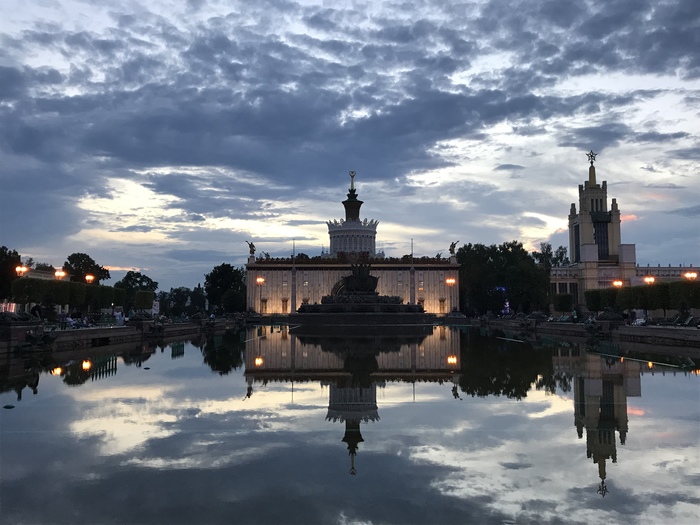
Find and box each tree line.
[1,246,247,317]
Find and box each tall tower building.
[568,151,623,264]
[550,152,637,304]
[326,171,378,256]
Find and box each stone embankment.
[0,319,233,354]
[468,318,700,358]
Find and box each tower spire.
[342,170,363,221]
[587,150,597,186]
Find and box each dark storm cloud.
[512,125,548,137]
[0,4,675,203]
[110,225,154,233]
[1,0,698,289]
[667,204,700,217]
[668,146,700,160]
[494,164,525,171]
[500,460,533,470]
[557,123,632,151]
[645,183,684,189]
[633,131,690,143]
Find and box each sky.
[0,0,698,292]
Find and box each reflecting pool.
[1,326,699,525]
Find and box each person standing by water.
[30,304,42,320]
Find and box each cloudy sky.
[1,0,698,291]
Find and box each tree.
[0,246,23,300]
[63,253,110,284]
[134,290,155,310]
[222,288,246,313]
[531,243,569,277]
[11,278,46,305]
[34,262,55,272]
[114,271,158,292]
[585,290,602,313]
[457,241,548,315]
[190,283,206,312]
[204,264,246,310]
[553,293,573,315]
[114,271,158,311]
[615,286,636,312]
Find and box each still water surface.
[1,326,698,525]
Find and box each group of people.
[61,312,92,329]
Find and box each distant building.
[550,152,696,305]
[245,173,460,315]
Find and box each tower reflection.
[244,324,460,474]
[552,344,642,496]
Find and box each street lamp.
[55,270,66,280]
[85,274,94,284]
[256,276,265,314]
[643,276,655,285]
[445,277,456,313]
[15,265,28,277]
[612,280,623,288]
[684,271,697,280]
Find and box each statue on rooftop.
[246,241,255,255]
[449,241,459,256]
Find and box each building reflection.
[244,324,460,474]
[552,343,643,496]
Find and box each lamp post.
[445,277,456,312]
[15,265,28,277]
[256,276,265,314]
[643,276,655,285]
[85,274,94,284]
[55,270,66,280]
[612,280,623,288]
[684,271,697,281]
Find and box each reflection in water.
[552,345,642,497]
[245,324,460,474]
[1,324,697,523]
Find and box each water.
[1,326,698,525]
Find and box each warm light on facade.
[447,355,458,365]
[256,277,265,285]
[15,265,28,277]
[85,274,95,284]
[643,276,655,285]
[55,270,66,279]
[445,277,456,286]
[612,280,623,287]
[684,271,697,280]
[254,357,264,367]
[81,360,92,371]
